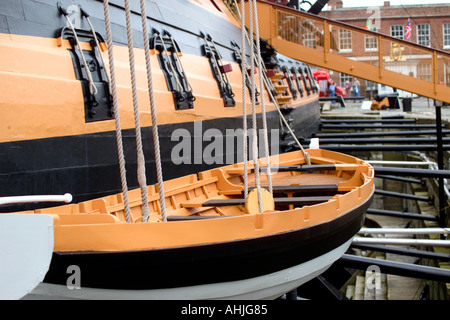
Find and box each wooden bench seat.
[181,195,332,208]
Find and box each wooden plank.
[219,184,339,195]
[181,196,332,208]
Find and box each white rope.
[63,14,98,96]
[138,0,167,222]
[251,0,273,195]
[123,0,150,222]
[230,0,311,166]
[248,0,264,214]
[262,73,312,165]
[102,0,132,223]
[81,10,112,91]
[240,0,249,199]
[167,35,195,93]
[155,33,184,92]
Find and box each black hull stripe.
[0,104,319,212]
[43,191,373,290]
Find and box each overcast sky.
[321,0,450,9]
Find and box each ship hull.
[0,0,320,212]
[0,103,319,212]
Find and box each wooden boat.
[17,149,374,299]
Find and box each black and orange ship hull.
[0,0,320,212]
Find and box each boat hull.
[24,238,353,300]
[23,188,373,299]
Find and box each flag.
[364,18,373,31]
[405,19,412,40]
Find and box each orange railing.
[250,1,450,103]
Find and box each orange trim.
[0,33,318,143]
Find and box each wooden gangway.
[248,1,450,104]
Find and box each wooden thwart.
[181,195,332,208]
[226,163,361,175]
[219,184,339,196]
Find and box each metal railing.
[253,1,450,103]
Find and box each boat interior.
[15,149,373,226]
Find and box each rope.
[124,0,150,222]
[62,14,98,96]
[251,0,273,195]
[80,8,112,91]
[240,0,249,199]
[138,0,167,222]
[155,33,184,92]
[102,0,132,222]
[167,35,195,93]
[248,0,264,214]
[229,0,311,166]
[263,74,312,165]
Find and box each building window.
[390,25,404,40]
[303,31,316,48]
[418,63,432,82]
[446,62,450,86]
[364,35,378,52]
[444,23,450,49]
[339,29,352,52]
[417,24,430,47]
[340,73,352,87]
[366,80,376,90]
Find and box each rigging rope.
[62,12,98,96]
[252,0,273,195]
[230,0,311,166]
[102,0,132,222]
[124,0,150,222]
[138,0,167,222]
[247,0,264,214]
[240,0,249,199]
[80,7,112,92]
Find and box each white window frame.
[417,23,430,47]
[390,24,404,40]
[339,73,353,88]
[366,80,377,90]
[364,35,378,52]
[444,23,450,49]
[303,31,316,48]
[339,29,352,53]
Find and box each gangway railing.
[249,0,450,104]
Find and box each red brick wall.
[318,2,450,97]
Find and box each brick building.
[318,0,450,98]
